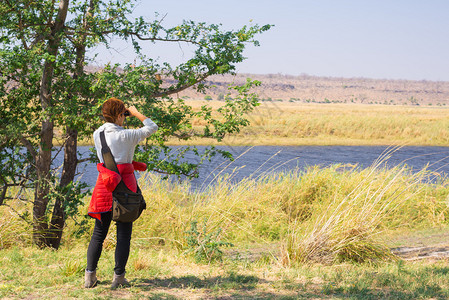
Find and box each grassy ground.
[2,162,449,298]
[2,244,449,299]
[165,101,449,146]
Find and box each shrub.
[184,220,233,262]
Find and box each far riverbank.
[75,102,449,147]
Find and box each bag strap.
[99,130,120,174]
[99,131,139,193]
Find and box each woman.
[84,97,158,288]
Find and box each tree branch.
[63,28,205,48]
[77,157,92,164]
[172,132,195,139]
[19,135,37,161]
[19,22,54,29]
[151,72,212,98]
[151,168,198,178]
[131,32,203,47]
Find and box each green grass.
[2,246,449,299]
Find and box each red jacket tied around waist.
[88,161,147,221]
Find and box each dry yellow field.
[166,101,449,146]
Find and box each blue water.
[69,146,449,190]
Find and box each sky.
[90,0,449,81]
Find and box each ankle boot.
[111,271,130,288]
[84,269,97,288]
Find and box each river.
[68,145,449,190]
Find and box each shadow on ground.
[135,273,262,290]
[124,267,449,300]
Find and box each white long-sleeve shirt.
[93,118,158,164]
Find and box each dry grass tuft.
[281,148,440,265]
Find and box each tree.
[0,0,271,249]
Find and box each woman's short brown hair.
[102,97,126,123]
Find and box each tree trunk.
[33,120,54,247]
[47,127,78,249]
[45,1,90,248]
[33,0,69,248]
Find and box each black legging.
[86,211,133,275]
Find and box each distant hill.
[84,66,449,105]
[178,73,449,106]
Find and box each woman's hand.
[127,106,139,117]
[127,105,148,122]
